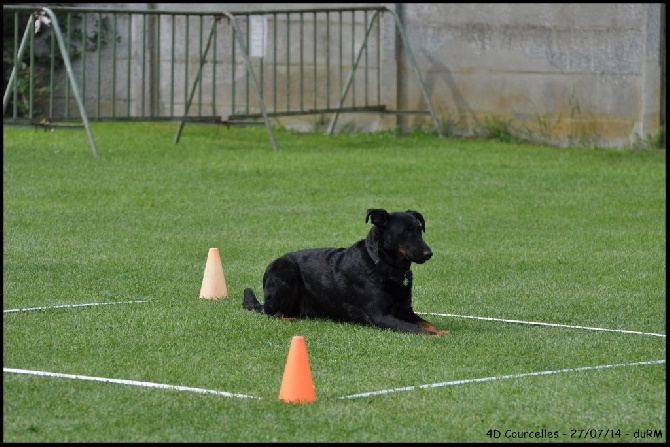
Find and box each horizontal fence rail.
[3,5,441,149]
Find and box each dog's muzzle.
[401,246,433,264]
[415,248,433,264]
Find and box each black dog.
[243,209,449,335]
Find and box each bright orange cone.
[199,248,228,299]
[278,336,316,403]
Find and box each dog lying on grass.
[243,208,450,335]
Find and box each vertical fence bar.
[326,11,330,110]
[11,13,21,118]
[65,14,71,118]
[258,17,263,102]
[376,12,380,106]
[28,17,35,119]
[285,12,290,112]
[81,14,87,117]
[96,12,102,118]
[141,13,147,117]
[198,15,203,116]
[170,14,176,117]
[126,13,131,117]
[183,15,189,116]
[145,12,152,117]
[112,13,117,118]
[157,12,162,117]
[231,20,236,115]
[49,22,55,118]
[313,11,317,111]
[3,13,32,117]
[364,10,369,107]
[338,11,342,108]
[350,11,355,107]
[244,15,250,115]
[299,12,304,112]
[211,15,217,119]
[272,13,277,113]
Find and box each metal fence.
[3,5,440,152]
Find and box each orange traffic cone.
[278,336,316,403]
[199,248,228,299]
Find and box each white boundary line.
[337,359,666,400]
[3,368,260,400]
[3,302,666,401]
[3,300,148,313]
[335,312,666,400]
[4,300,260,400]
[418,312,666,338]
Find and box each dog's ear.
[366,208,389,227]
[406,210,426,232]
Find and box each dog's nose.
[423,249,433,260]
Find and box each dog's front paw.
[424,329,451,336]
[432,329,451,336]
[419,321,451,335]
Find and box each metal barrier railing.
[3,5,441,153]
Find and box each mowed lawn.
[3,123,666,442]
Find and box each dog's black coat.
[243,209,449,335]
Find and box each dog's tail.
[243,288,264,313]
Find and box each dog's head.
[366,208,433,265]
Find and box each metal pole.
[42,7,100,157]
[385,6,442,137]
[327,11,380,135]
[225,12,277,151]
[174,15,220,144]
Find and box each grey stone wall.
[394,3,664,147]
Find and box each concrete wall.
[53,3,665,148]
[394,3,664,147]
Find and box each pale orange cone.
[199,248,228,299]
[278,336,316,403]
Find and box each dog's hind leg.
[243,287,297,322]
[261,256,303,318]
[243,288,264,313]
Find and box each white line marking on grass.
[338,359,666,400]
[5,304,664,402]
[3,368,260,400]
[418,312,666,338]
[3,300,148,314]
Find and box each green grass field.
[3,123,666,442]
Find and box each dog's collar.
[365,230,411,285]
